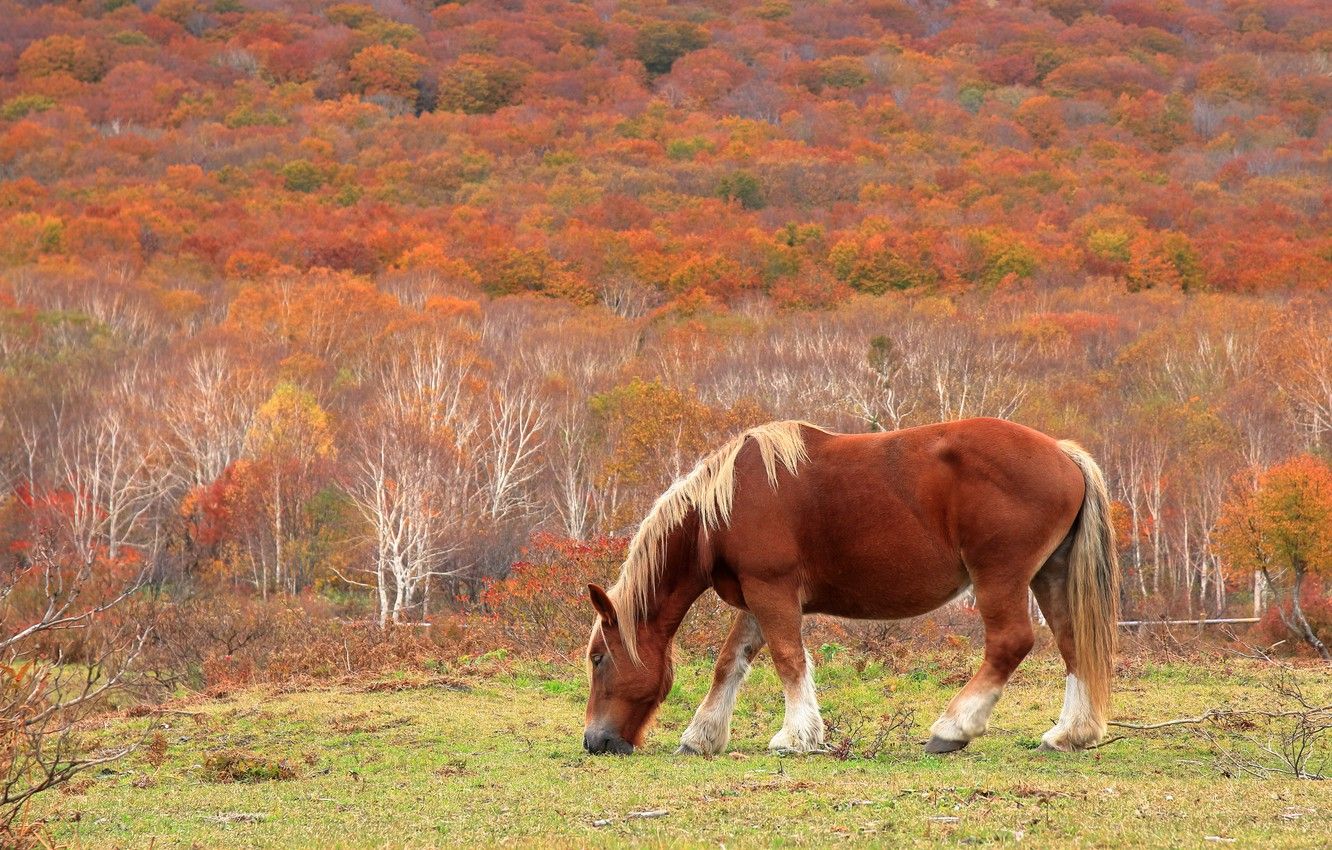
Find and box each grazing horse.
[582,418,1119,757]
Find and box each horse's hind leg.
[927,574,1035,753]
[1030,547,1101,751]
[678,611,765,756]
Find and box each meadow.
[38,648,1331,848]
[4,1,1332,846]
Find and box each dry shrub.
[1109,581,1332,663]
[469,533,805,662]
[821,607,986,675]
[824,705,917,761]
[143,732,167,767]
[1119,621,1226,663]
[144,595,293,689]
[0,820,47,850]
[203,748,298,783]
[1,534,148,835]
[148,595,466,690]
[676,590,736,655]
[0,651,145,833]
[257,616,450,685]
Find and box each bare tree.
[849,333,917,431]
[1281,319,1332,452]
[344,337,488,624]
[597,275,662,319]
[481,377,546,522]
[545,398,599,540]
[346,425,454,625]
[54,405,166,568]
[1112,432,1149,599]
[918,325,1030,422]
[161,347,261,490]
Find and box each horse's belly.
[801,554,969,620]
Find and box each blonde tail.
[1057,440,1120,735]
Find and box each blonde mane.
[608,420,820,664]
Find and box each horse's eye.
[590,654,605,667]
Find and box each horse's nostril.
[583,730,608,754]
[584,728,632,755]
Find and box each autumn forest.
[2,0,1332,695]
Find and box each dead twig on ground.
[1109,663,1329,780]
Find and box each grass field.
[36,650,1331,848]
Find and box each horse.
[582,417,1119,757]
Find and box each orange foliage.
[0,0,1324,299]
[1218,457,1332,585]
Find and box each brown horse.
[583,418,1119,757]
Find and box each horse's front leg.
[678,611,765,755]
[747,586,825,754]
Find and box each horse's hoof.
[675,744,700,756]
[924,735,969,754]
[1038,740,1086,752]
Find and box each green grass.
[37,652,1331,848]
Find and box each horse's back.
[713,419,1084,619]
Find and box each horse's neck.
[643,520,710,641]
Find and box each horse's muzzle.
[583,728,634,755]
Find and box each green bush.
[717,170,765,210]
[281,160,324,193]
[635,21,709,75]
[1,94,55,121]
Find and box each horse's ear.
[587,584,617,628]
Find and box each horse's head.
[582,583,673,755]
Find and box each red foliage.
[1252,580,1332,658]
[475,534,626,658]
[0,0,1324,296]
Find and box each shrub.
[635,21,709,75]
[17,35,104,82]
[476,534,626,658]
[1,96,55,121]
[281,159,324,192]
[348,45,425,100]
[717,171,766,210]
[438,55,527,115]
[203,749,298,783]
[803,56,869,92]
[829,231,938,294]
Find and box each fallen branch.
[1110,704,1331,731]
[201,812,269,824]
[592,809,669,828]
[1107,666,1330,780]
[1086,735,1126,749]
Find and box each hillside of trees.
[2,0,1329,298]
[1,0,1330,648]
